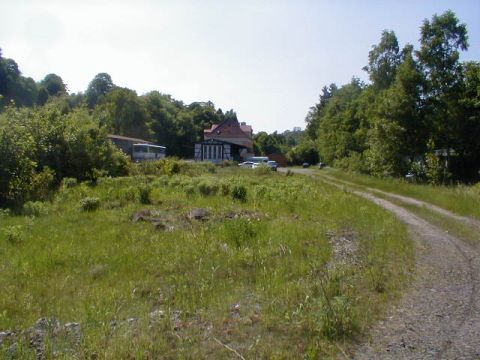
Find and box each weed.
[223,219,259,248]
[197,181,219,197]
[4,225,24,244]
[220,182,231,196]
[139,185,152,204]
[184,184,196,197]
[62,177,78,189]
[319,295,357,339]
[0,208,11,217]
[22,201,49,217]
[253,164,272,175]
[231,184,247,202]
[80,197,101,211]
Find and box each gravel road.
[281,168,480,359]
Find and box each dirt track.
[281,168,480,359]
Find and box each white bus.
[132,143,166,162]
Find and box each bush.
[23,201,49,217]
[0,105,129,207]
[62,177,78,189]
[30,167,55,201]
[223,219,258,248]
[4,225,24,244]
[139,185,152,204]
[120,186,138,203]
[319,295,357,339]
[197,181,219,197]
[231,184,247,202]
[253,164,271,175]
[80,197,101,211]
[253,185,269,200]
[220,182,231,196]
[334,152,366,173]
[184,184,196,197]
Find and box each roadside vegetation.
[302,11,480,184]
[0,161,413,358]
[322,168,480,220]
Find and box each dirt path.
[319,172,480,232]
[280,168,480,359]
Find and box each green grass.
[0,165,413,358]
[322,168,480,219]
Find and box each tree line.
[0,52,241,158]
[304,11,479,183]
[0,50,244,206]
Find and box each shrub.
[197,181,219,197]
[319,295,357,339]
[30,167,55,201]
[0,208,11,217]
[139,185,153,204]
[4,225,24,244]
[253,185,269,200]
[80,197,101,211]
[220,182,231,196]
[231,184,247,202]
[184,184,196,197]
[121,186,138,203]
[253,164,271,175]
[223,219,258,248]
[62,177,78,189]
[23,201,49,217]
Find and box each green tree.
[305,84,337,140]
[363,30,401,90]
[86,73,115,108]
[40,73,67,97]
[417,10,469,158]
[97,87,150,139]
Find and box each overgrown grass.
[0,166,413,358]
[323,168,480,219]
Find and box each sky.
[1,0,479,133]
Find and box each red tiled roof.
[203,119,252,139]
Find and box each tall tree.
[416,10,469,181]
[97,87,150,140]
[86,73,115,108]
[363,30,401,90]
[40,73,67,97]
[305,83,337,140]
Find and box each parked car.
[239,161,254,168]
[267,160,278,171]
[302,163,310,168]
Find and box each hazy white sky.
[1,0,479,133]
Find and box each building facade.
[195,119,254,162]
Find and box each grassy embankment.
[0,161,413,358]
[323,168,480,220]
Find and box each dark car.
[302,163,310,168]
[267,160,278,171]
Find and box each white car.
[239,161,254,168]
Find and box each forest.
[303,10,480,183]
